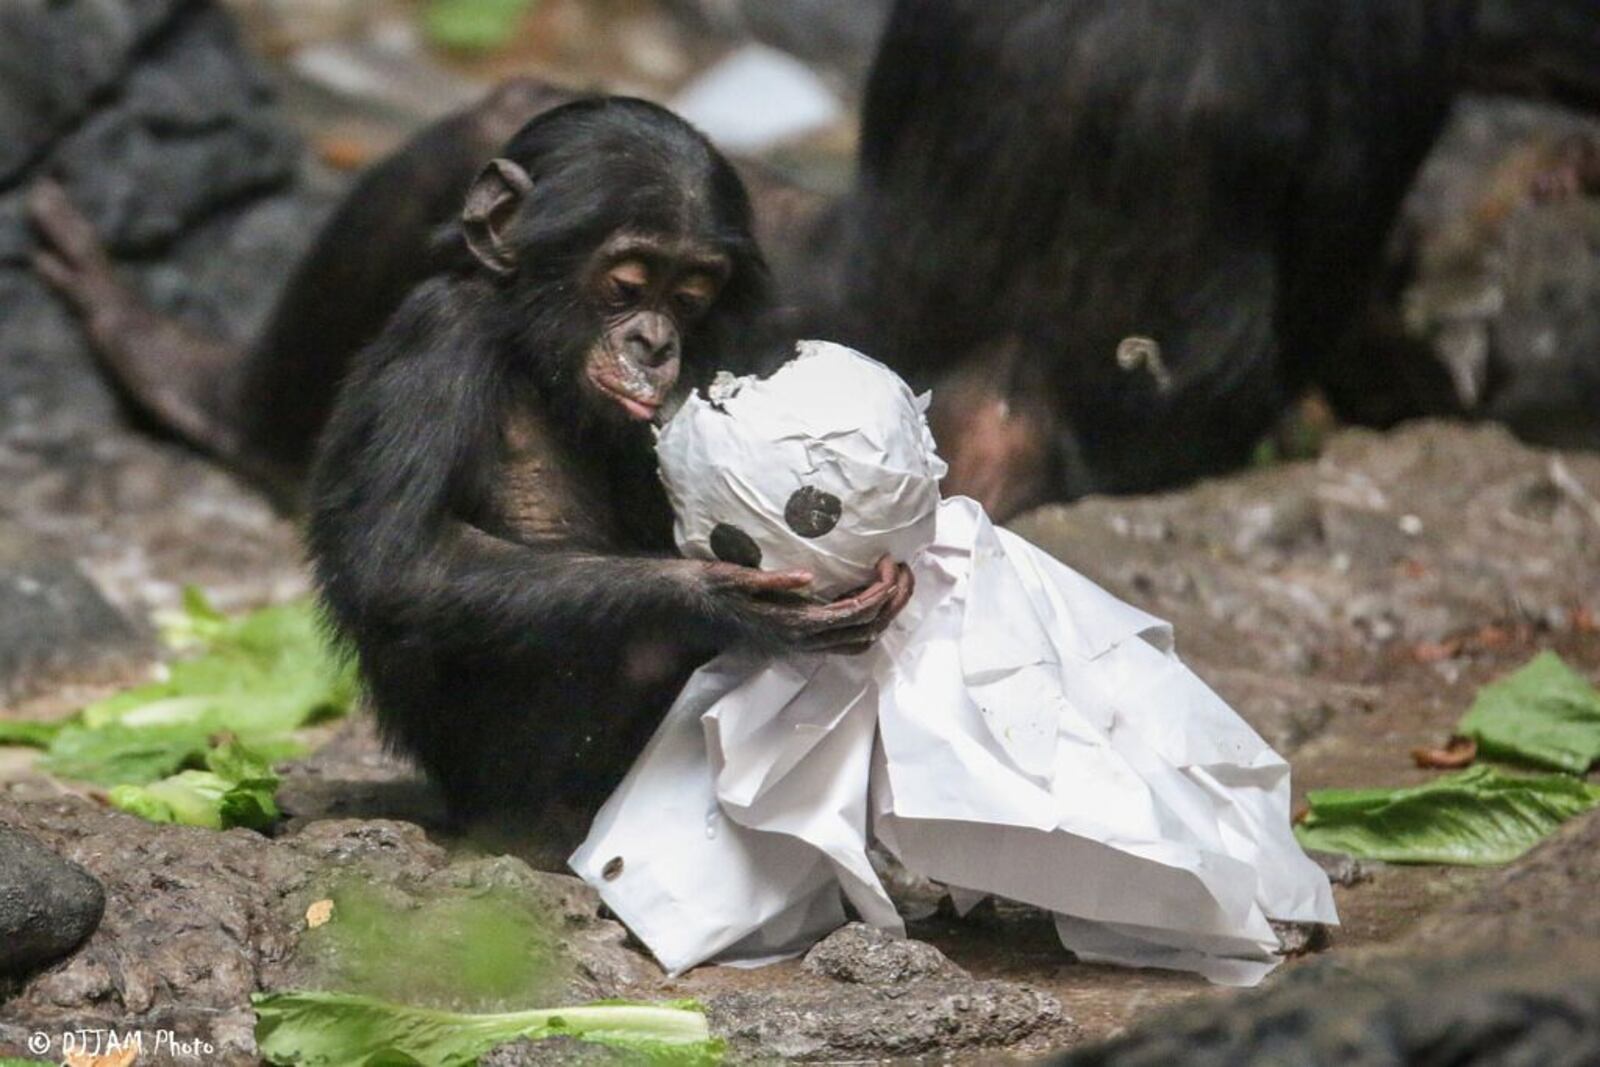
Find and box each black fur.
[818,0,1600,504]
[307,98,781,820]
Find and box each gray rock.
[0,531,148,703]
[0,0,182,184]
[0,797,662,1065]
[0,826,104,978]
[1053,951,1600,1067]
[50,4,299,256]
[1380,95,1600,450]
[708,980,1070,1061]
[481,1036,634,1066]
[801,922,967,985]
[0,0,333,627]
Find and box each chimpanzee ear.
[462,158,534,275]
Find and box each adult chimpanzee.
[305,98,913,820]
[812,0,1600,519]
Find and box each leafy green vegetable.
[30,590,354,785]
[254,990,725,1067]
[1295,765,1600,865]
[1457,651,1600,774]
[423,0,537,51]
[0,718,67,747]
[110,769,233,828]
[108,737,282,830]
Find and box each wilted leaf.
[34,591,353,786]
[1458,651,1600,773]
[254,990,724,1067]
[1410,735,1477,769]
[107,737,281,831]
[0,718,68,747]
[1294,765,1600,866]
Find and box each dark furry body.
[816,0,1600,505]
[306,100,771,819]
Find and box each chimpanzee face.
[460,151,749,427]
[580,233,730,422]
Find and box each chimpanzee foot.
[927,340,1064,522]
[27,180,126,317]
[28,179,247,463]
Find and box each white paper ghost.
[657,341,947,598]
[570,341,1338,986]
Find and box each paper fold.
[572,497,1337,984]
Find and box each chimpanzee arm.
[308,286,899,659]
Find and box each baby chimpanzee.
[305,98,913,821]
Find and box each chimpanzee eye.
[672,274,720,320]
[605,260,650,305]
[672,291,709,319]
[608,278,644,305]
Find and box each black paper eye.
[784,486,842,538]
[710,523,763,567]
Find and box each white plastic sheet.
[571,344,1338,986]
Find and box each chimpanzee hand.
[703,554,916,655]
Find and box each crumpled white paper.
[658,341,946,598]
[571,342,1338,986]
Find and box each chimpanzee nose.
[627,316,680,368]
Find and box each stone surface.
[1052,950,1600,1067]
[1052,811,1600,1065]
[802,922,967,985]
[0,533,149,703]
[0,0,337,636]
[1377,95,1600,449]
[0,798,654,1065]
[0,826,104,980]
[1396,808,1600,956]
[481,1036,635,1066]
[707,980,1070,1062]
[1011,421,1600,765]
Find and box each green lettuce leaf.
[107,738,282,830]
[423,0,537,51]
[1294,765,1600,865]
[33,590,354,785]
[1457,651,1600,774]
[254,990,724,1067]
[0,718,68,747]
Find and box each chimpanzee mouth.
[594,378,663,421]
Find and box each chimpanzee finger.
[741,568,815,593]
[880,564,916,625]
[800,624,881,653]
[802,580,896,631]
[707,562,813,594]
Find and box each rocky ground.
[3,1,1600,1064]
